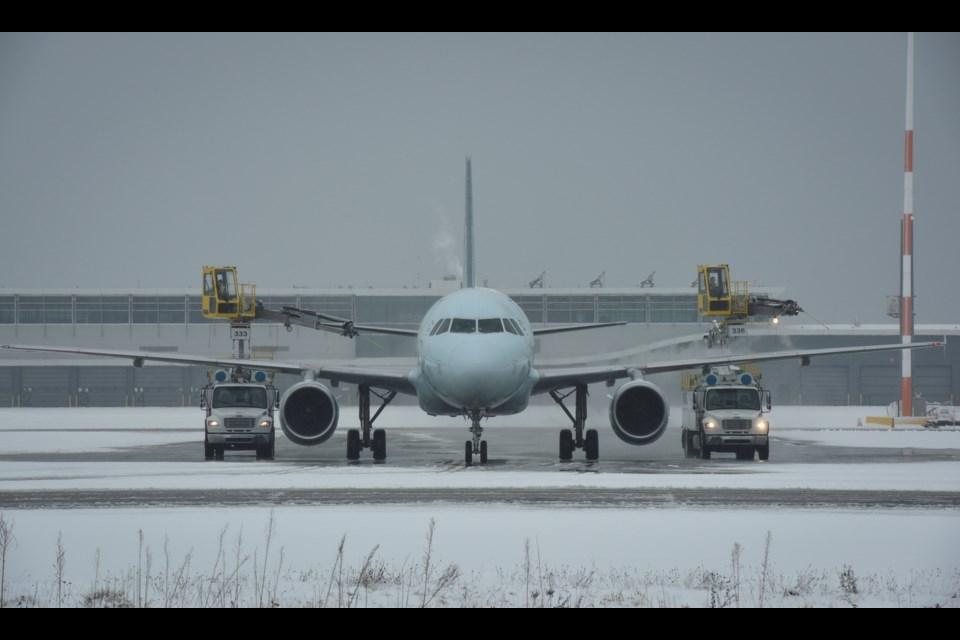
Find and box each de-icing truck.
[681,365,771,461]
[200,378,279,460]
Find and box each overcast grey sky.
[1,32,957,324]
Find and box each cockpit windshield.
[450,318,477,334]
[478,318,503,333]
[429,318,451,336]
[431,317,522,336]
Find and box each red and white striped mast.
[900,32,915,417]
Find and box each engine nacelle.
[279,380,339,446]
[609,379,670,446]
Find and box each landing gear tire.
[559,429,574,461]
[479,440,488,464]
[758,444,770,461]
[464,441,473,466]
[347,429,361,460]
[372,428,386,461]
[584,429,599,461]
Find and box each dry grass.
[0,512,956,608]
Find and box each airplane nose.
[438,340,523,407]
[451,340,507,372]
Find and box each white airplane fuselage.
[411,287,536,417]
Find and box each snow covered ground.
[0,405,958,607]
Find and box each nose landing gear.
[464,410,488,466]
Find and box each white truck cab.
[201,382,279,460]
[681,366,771,461]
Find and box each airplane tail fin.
[464,156,476,288]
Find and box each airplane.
[1,158,942,465]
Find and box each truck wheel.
[698,435,711,460]
[758,444,770,461]
[257,433,275,460]
[267,434,275,460]
[204,437,214,461]
[584,429,599,461]
[559,429,574,461]
[256,438,274,460]
[346,429,361,460]
[736,447,753,460]
[682,430,696,458]
[215,447,225,461]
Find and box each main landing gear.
[347,384,396,462]
[550,384,599,461]
[464,409,488,466]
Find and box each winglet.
[464,156,476,288]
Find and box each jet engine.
[279,380,339,446]
[608,380,670,445]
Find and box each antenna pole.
[900,33,915,418]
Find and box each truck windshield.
[212,387,267,409]
[705,389,760,411]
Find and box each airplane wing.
[532,341,941,394]
[531,321,627,336]
[3,339,942,399]
[0,344,417,395]
[255,304,419,338]
[259,305,623,338]
[310,365,416,395]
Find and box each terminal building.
[1,282,957,411]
